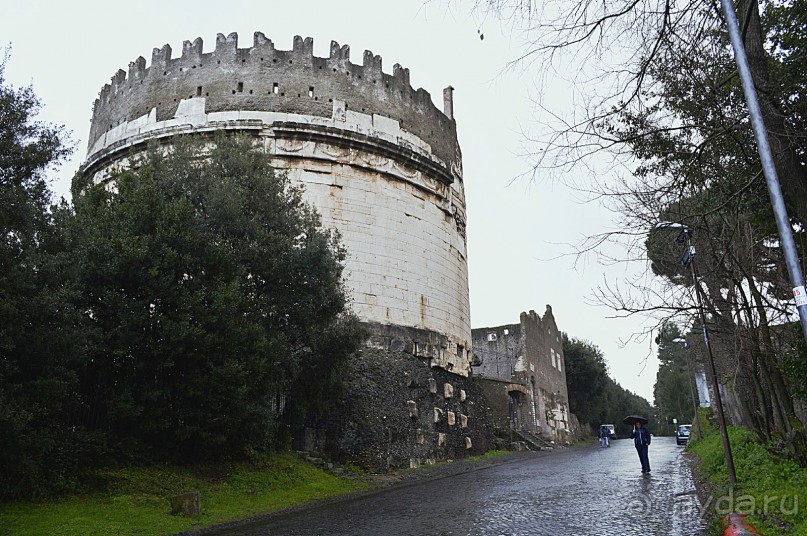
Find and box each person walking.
[600,425,611,447]
[630,420,651,472]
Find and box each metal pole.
[684,232,738,485]
[721,0,807,343]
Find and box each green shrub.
[689,425,807,535]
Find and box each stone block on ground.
[170,491,201,517]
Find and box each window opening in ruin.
[308,86,314,98]
[249,90,253,94]
[237,82,244,93]
[179,68,183,72]
[217,60,221,64]
[273,83,279,94]
[196,86,202,97]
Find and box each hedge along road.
[191,436,706,536]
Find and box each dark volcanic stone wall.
[320,349,495,472]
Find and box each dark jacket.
[630,427,651,447]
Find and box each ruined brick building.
[472,306,575,447]
[81,32,492,471]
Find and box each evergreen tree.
[0,55,96,500]
[71,135,364,463]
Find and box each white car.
[601,424,617,440]
[677,424,692,445]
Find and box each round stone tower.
[82,32,472,376]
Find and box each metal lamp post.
[676,227,738,485]
[720,0,807,343]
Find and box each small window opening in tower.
[237,82,244,93]
[308,86,314,98]
[196,86,202,97]
[273,83,279,94]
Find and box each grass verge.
[0,453,371,536]
[688,423,807,535]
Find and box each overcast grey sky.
[1,0,660,401]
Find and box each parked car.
[677,424,692,445]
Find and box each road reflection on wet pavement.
[206,436,707,536]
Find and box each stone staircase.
[513,429,556,451]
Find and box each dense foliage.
[0,56,93,499]
[653,324,697,431]
[690,415,807,535]
[562,334,655,436]
[69,136,363,464]
[0,57,363,499]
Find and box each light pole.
[675,226,737,485]
[720,0,807,344]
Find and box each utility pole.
[678,228,737,485]
[720,0,807,343]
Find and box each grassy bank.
[689,423,807,535]
[0,453,371,536]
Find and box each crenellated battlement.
[88,32,459,169]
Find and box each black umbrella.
[623,415,649,425]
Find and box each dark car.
[676,424,692,445]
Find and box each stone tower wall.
[82,32,472,377]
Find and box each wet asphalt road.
[206,436,707,536]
